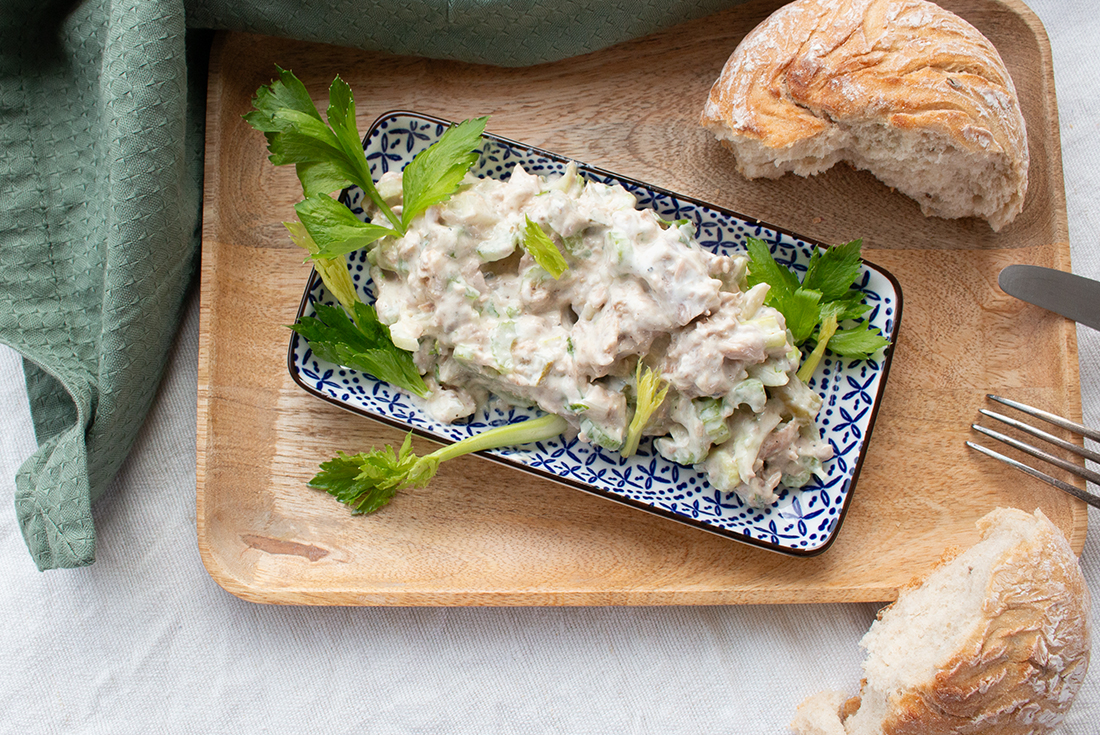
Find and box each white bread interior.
[701,0,1029,231]
[791,691,851,735]
[790,507,1091,735]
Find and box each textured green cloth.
[0,0,745,570]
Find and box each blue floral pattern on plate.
[288,111,903,556]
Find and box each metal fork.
[967,394,1100,509]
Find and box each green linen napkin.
[0,0,745,570]
[1,0,208,571]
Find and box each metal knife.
[999,264,1100,331]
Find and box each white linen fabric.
[1,1,1097,731]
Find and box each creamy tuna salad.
[360,162,833,507]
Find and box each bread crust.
[790,509,1090,735]
[701,0,1029,230]
[876,509,1091,734]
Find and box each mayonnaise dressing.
[363,163,832,507]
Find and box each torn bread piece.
[790,507,1090,735]
[701,0,1029,231]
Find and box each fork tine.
[970,395,1100,509]
[966,441,1100,509]
[987,394,1100,442]
[970,423,1100,485]
[978,408,1100,464]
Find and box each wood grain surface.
[196,0,1086,606]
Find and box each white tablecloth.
[2,1,1097,732]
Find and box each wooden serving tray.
[197,0,1085,606]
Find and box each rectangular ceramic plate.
[288,111,902,556]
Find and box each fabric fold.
[0,0,203,569]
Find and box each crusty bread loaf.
[790,507,1090,735]
[700,0,1029,231]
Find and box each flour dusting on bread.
[701,0,1029,231]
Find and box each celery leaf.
[621,362,670,458]
[744,236,802,298]
[309,437,418,514]
[284,221,360,313]
[310,414,568,514]
[245,68,402,229]
[290,302,429,397]
[826,323,891,358]
[399,117,487,231]
[522,216,570,279]
[802,238,864,300]
[744,236,888,378]
[781,287,823,345]
[295,194,393,258]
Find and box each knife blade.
[999,264,1100,331]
